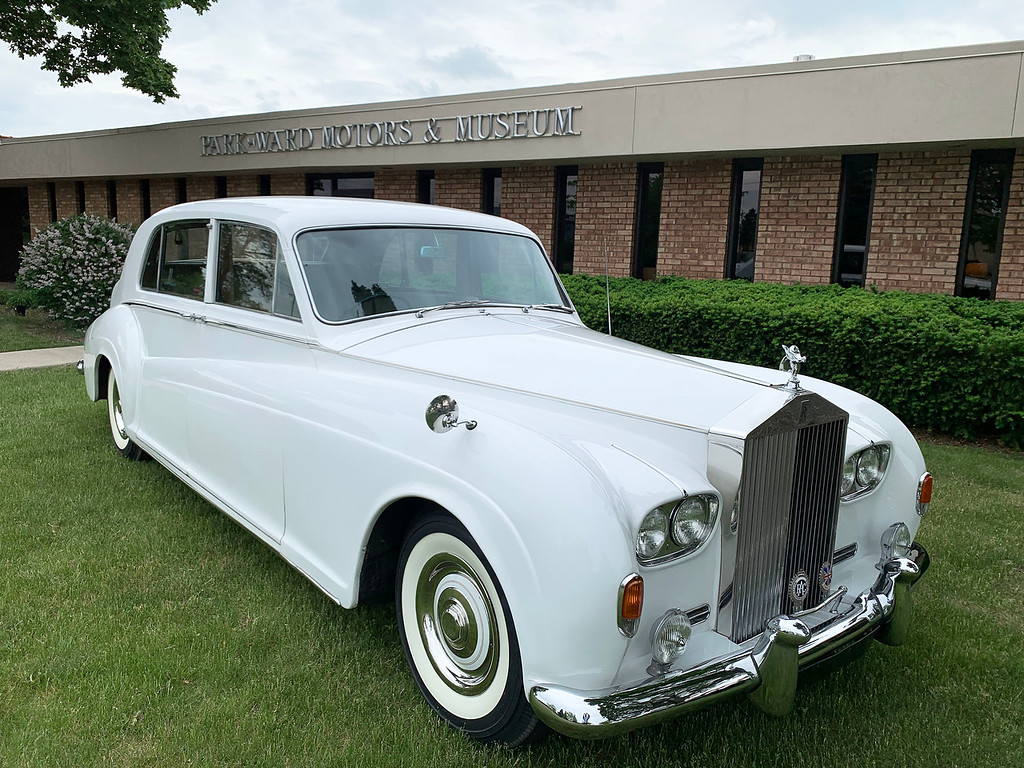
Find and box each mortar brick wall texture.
[435,169,480,211]
[115,180,145,225]
[867,150,971,295]
[575,163,638,277]
[187,176,216,202]
[658,158,732,279]
[502,166,555,256]
[995,153,1024,301]
[54,181,78,220]
[27,183,50,234]
[269,173,306,196]
[149,178,179,214]
[83,181,111,217]
[755,156,841,285]
[226,175,259,198]
[375,169,419,203]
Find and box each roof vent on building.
[793,54,815,62]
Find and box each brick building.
[2,40,1024,300]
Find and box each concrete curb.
[0,346,84,371]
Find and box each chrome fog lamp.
[648,609,692,675]
[878,522,912,567]
[636,506,670,560]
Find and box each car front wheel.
[106,369,148,461]
[396,513,543,746]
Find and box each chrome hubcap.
[416,553,499,695]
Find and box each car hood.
[338,312,783,432]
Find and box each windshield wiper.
[521,303,574,314]
[415,300,490,318]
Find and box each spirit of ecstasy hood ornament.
[779,344,806,391]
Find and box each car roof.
[142,196,537,238]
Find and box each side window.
[215,222,300,319]
[139,221,209,301]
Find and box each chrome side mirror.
[425,395,477,433]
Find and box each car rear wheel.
[396,513,544,746]
[107,370,148,461]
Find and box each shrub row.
[562,274,1024,448]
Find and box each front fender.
[83,305,144,431]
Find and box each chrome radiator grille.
[730,394,848,644]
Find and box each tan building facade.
[2,41,1024,299]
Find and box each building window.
[141,179,151,219]
[46,182,57,222]
[417,170,435,204]
[832,154,878,287]
[957,149,1015,300]
[75,181,86,214]
[307,173,374,198]
[176,177,188,204]
[554,166,578,274]
[258,175,272,196]
[726,158,763,280]
[633,163,664,280]
[482,168,501,216]
[107,180,118,220]
[215,176,228,199]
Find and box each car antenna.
[604,246,613,336]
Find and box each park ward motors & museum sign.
[199,105,582,157]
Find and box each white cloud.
[0,0,1022,137]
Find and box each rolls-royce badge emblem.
[818,561,833,595]
[779,344,807,391]
[788,569,809,610]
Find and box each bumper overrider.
[529,542,930,739]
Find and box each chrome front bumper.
[529,542,929,739]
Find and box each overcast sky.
[2,0,1023,138]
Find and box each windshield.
[295,227,569,322]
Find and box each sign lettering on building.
[200,106,581,157]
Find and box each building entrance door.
[0,187,30,282]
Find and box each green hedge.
[562,275,1024,448]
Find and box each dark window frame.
[258,175,272,196]
[632,162,665,280]
[725,157,764,280]
[214,176,228,199]
[553,165,578,275]
[417,170,435,205]
[140,179,152,219]
[107,180,118,220]
[831,154,879,287]
[955,148,1015,300]
[46,182,57,222]
[482,167,501,216]
[176,177,188,204]
[75,181,86,214]
[306,172,375,198]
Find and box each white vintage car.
[82,197,931,745]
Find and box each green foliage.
[562,274,1024,448]
[18,214,136,329]
[0,1,213,102]
[0,286,40,311]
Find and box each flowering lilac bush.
[18,215,136,329]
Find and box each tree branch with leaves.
[0,1,213,103]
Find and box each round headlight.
[671,496,716,550]
[650,609,692,666]
[637,507,669,560]
[841,457,857,496]
[856,445,885,487]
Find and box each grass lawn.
[0,307,84,354]
[1,367,1021,767]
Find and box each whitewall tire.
[106,369,147,461]
[396,513,543,746]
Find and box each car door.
[132,219,211,470]
[186,220,314,543]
